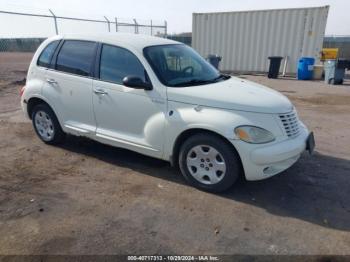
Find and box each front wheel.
[179,134,242,192]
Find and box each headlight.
[234,126,275,144]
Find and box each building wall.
[192,6,329,74]
[323,36,350,59]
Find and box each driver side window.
[99,44,147,85]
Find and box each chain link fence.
[0,38,45,52]
[0,7,167,52]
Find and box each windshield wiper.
[172,79,213,87]
[171,74,231,87]
[211,73,231,82]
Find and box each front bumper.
[231,124,310,181]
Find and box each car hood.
[167,76,293,114]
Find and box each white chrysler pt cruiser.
[21,34,315,192]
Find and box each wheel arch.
[27,97,57,120]
[28,96,66,144]
[170,128,243,170]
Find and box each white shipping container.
[192,6,329,74]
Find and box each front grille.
[279,111,300,138]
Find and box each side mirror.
[122,76,153,90]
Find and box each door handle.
[46,78,57,85]
[151,98,165,104]
[93,88,108,95]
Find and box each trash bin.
[324,59,350,85]
[312,65,324,80]
[207,54,222,69]
[267,56,283,79]
[297,57,315,80]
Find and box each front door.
[92,44,166,158]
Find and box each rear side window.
[99,44,146,84]
[56,40,96,77]
[37,40,59,68]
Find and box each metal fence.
[167,35,192,46]
[0,7,167,52]
[0,38,45,52]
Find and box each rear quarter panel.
[22,36,63,118]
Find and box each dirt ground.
[0,52,350,255]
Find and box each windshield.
[143,44,229,87]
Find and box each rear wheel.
[32,104,65,144]
[179,133,241,192]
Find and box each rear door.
[43,40,98,136]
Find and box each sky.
[1,0,349,36]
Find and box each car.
[20,33,315,192]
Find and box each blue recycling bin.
[297,57,315,80]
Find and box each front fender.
[163,101,284,161]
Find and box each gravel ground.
[0,52,350,255]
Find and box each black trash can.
[337,58,350,69]
[267,56,283,79]
[207,54,222,69]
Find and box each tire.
[179,133,242,192]
[31,104,65,145]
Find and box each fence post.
[115,17,118,32]
[164,21,167,38]
[104,16,110,32]
[48,9,58,35]
[150,20,153,36]
[133,19,138,34]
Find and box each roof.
[58,33,179,51]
